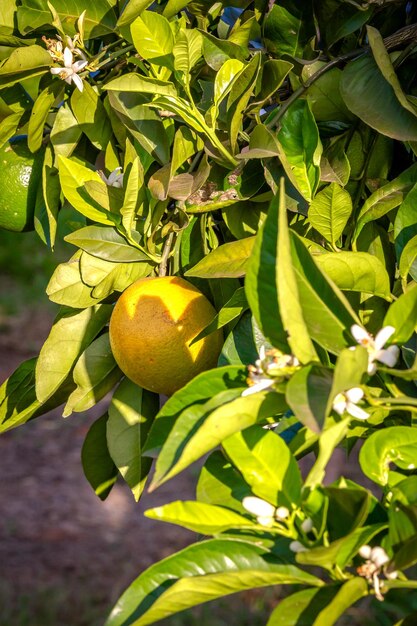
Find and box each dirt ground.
[0,308,197,624]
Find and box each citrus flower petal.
[359,545,372,559]
[289,540,307,553]
[351,324,371,345]
[345,387,364,403]
[63,46,73,67]
[375,345,400,367]
[242,496,275,518]
[71,73,84,91]
[346,402,369,420]
[374,325,396,351]
[241,378,274,396]
[332,392,347,415]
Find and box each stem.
[159,231,175,277]
[267,49,364,129]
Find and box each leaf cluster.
[2,0,417,623]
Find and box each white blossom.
[301,518,314,533]
[351,324,400,375]
[50,47,87,92]
[289,540,308,553]
[242,347,299,396]
[99,167,124,188]
[357,545,398,601]
[275,506,290,521]
[332,387,369,420]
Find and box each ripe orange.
[0,137,43,232]
[109,276,223,396]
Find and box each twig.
[159,232,175,277]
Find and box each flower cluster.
[242,346,300,397]
[357,545,397,601]
[242,496,289,527]
[46,31,88,92]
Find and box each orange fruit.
[109,276,223,396]
[0,137,43,233]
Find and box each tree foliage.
[2,0,417,622]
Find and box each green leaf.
[395,184,417,278]
[65,225,149,262]
[360,426,417,486]
[35,304,111,403]
[191,287,248,345]
[71,81,112,151]
[63,334,122,417]
[151,391,288,489]
[46,254,100,308]
[28,82,64,153]
[105,539,323,626]
[105,73,177,97]
[201,30,248,72]
[120,156,145,238]
[0,358,74,433]
[81,413,118,501]
[286,365,333,433]
[223,425,302,507]
[226,53,261,153]
[289,233,359,353]
[0,1,17,35]
[315,251,392,300]
[277,188,318,363]
[384,284,417,344]
[0,111,23,149]
[17,0,118,38]
[300,63,352,123]
[40,143,60,248]
[304,419,350,489]
[131,11,174,65]
[144,365,246,456]
[185,237,254,278]
[340,54,417,141]
[219,310,258,366]
[399,234,417,281]
[107,379,159,501]
[50,104,82,162]
[58,155,118,225]
[308,183,352,244]
[245,193,289,352]
[145,500,252,534]
[263,2,314,58]
[367,26,417,118]
[390,533,417,573]
[173,28,202,79]
[0,44,52,87]
[326,346,369,414]
[107,90,172,164]
[355,163,417,240]
[277,99,322,202]
[266,579,368,626]
[162,0,191,19]
[196,450,252,513]
[116,0,154,28]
